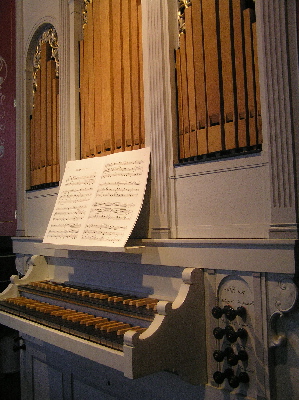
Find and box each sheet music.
[43,148,150,247]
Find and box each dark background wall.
[0,0,16,237]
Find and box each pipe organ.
[2,0,299,399]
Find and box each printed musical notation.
[43,148,150,247]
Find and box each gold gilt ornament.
[32,27,59,96]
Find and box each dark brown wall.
[0,0,16,236]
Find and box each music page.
[43,147,150,247]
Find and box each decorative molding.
[172,161,268,180]
[32,27,59,96]
[267,273,298,348]
[82,0,91,28]
[177,0,192,34]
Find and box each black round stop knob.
[228,375,240,388]
[237,328,248,340]
[213,347,233,362]
[212,305,247,321]
[236,306,246,318]
[213,368,234,385]
[213,350,225,362]
[212,306,223,319]
[239,372,250,383]
[223,305,237,321]
[213,371,224,384]
[227,349,248,365]
[238,349,248,361]
[213,327,226,339]
[226,327,248,343]
[227,352,239,366]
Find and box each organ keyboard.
[0,255,206,384]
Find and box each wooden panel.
[112,0,123,152]
[192,0,207,155]
[185,6,197,157]
[232,0,247,148]
[243,8,257,146]
[219,0,236,150]
[201,0,222,153]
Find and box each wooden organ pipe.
[46,59,55,183]
[100,0,113,155]
[80,0,145,160]
[179,32,190,159]
[87,0,96,157]
[53,75,59,184]
[243,7,258,147]
[252,22,262,145]
[40,42,48,184]
[138,1,145,149]
[219,0,237,151]
[232,0,247,148]
[176,0,262,161]
[33,70,41,186]
[30,41,59,189]
[192,0,208,156]
[93,0,102,155]
[185,5,197,158]
[201,0,223,153]
[112,0,123,152]
[122,0,133,151]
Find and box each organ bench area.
[0,251,295,400]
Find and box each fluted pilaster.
[141,0,175,238]
[256,0,298,238]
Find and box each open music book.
[43,147,150,247]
